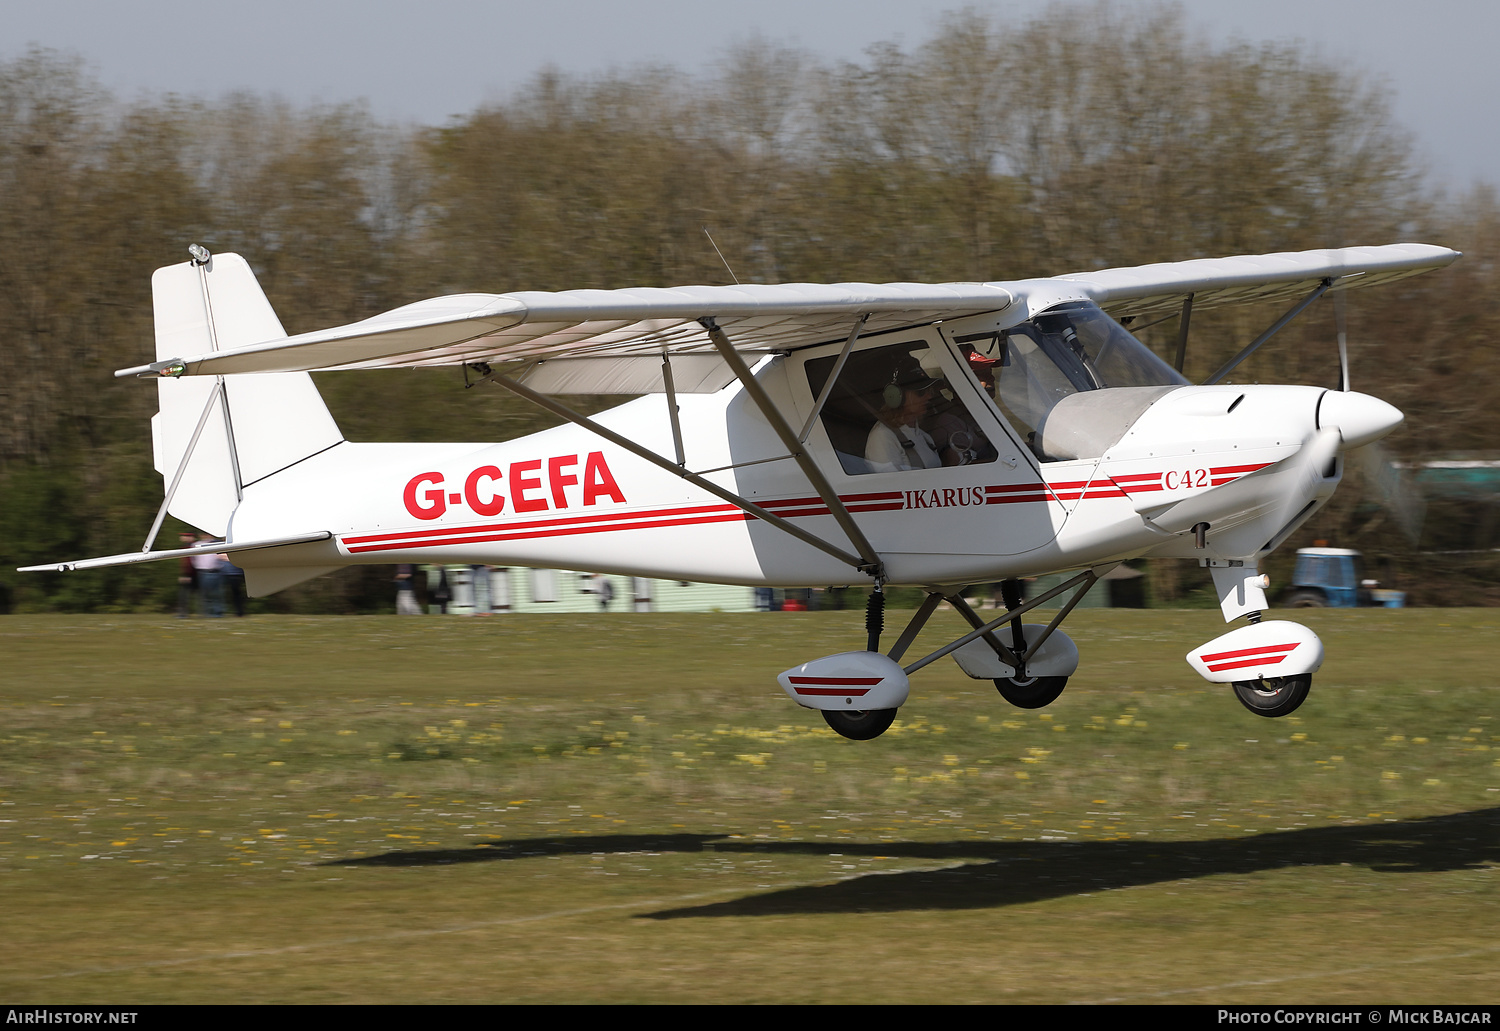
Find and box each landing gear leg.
[1190,563,1321,715]
[1000,579,1025,647]
[815,568,1104,731]
[812,584,901,741]
[944,578,1088,710]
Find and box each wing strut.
[1173,293,1194,373]
[799,314,868,443]
[699,317,885,578]
[469,363,872,575]
[1204,278,1332,385]
[660,354,686,466]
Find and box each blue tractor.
[1283,547,1406,608]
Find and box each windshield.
[959,301,1188,459]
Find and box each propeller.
[1328,285,1426,546]
[1335,288,1351,392]
[1353,444,1427,546]
[1260,427,1343,550]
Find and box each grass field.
[1,608,1496,1004]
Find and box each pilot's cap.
[891,357,939,391]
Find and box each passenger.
[928,404,981,465]
[928,369,993,466]
[922,351,998,465]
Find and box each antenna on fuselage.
[703,227,740,285]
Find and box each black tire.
[821,708,897,740]
[994,675,1068,709]
[1232,674,1312,718]
[1284,589,1326,608]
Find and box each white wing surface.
[117,244,1457,381]
[1060,243,1459,319]
[116,280,1017,380]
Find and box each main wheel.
[821,708,897,740]
[1232,674,1312,717]
[994,675,1068,709]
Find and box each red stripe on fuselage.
[343,501,742,546]
[344,463,1217,556]
[345,509,750,553]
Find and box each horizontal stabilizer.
[18,532,333,573]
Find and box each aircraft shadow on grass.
[326,833,725,867]
[324,807,1500,917]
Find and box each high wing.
[117,243,1457,387]
[118,281,1019,385]
[1059,243,1458,320]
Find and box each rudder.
[151,252,343,536]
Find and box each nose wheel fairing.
[1186,621,1325,684]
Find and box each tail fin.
[150,253,343,536]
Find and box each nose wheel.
[822,708,898,740]
[1232,674,1312,717]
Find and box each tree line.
[1,4,1496,612]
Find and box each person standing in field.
[218,554,247,617]
[176,532,198,617]
[394,564,422,615]
[192,536,223,618]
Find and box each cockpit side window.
[805,339,999,476]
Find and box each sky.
[6,0,1498,188]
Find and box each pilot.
[865,361,944,472]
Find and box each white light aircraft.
[23,243,1458,738]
